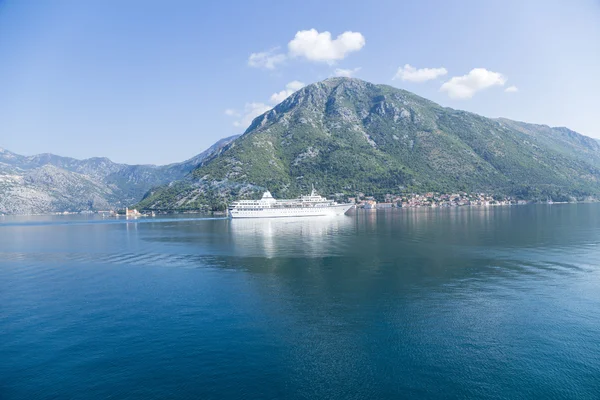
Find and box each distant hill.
[0,135,238,214]
[137,77,600,210]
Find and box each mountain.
[137,77,600,210]
[0,135,238,214]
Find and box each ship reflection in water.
[228,215,354,258]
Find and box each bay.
[1,205,600,399]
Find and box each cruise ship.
[228,188,353,218]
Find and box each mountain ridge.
[0,135,239,214]
[137,77,600,210]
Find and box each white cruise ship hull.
[229,203,353,219]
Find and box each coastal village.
[347,192,527,209]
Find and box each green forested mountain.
[137,77,600,209]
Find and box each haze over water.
[2,205,600,399]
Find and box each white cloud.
[248,29,365,70]
[248,48,286,70]
[226,81,306,129]
[224,108,240,117]
[393,64,447,83]
[504,85,519,93]
[440,68,507,99]
[269,80,305,104]
[333,67,361,78]
[231,102,272,128]
[288,29,365,64]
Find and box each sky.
[1,0,599,165]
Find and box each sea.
[1,205,600,399]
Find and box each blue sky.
[1,0,599,165]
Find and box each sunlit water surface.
[1,206,600,399]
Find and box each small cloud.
[228,102,272,129]
[440,68,507,99]
[224,108,240,117]
[248,48,286,70]
[269,80,305,104]
[504,85,518,93]
[288,29,365,64]
[333,67,361,78]
[226,80,305,129]
[392,64,447,83]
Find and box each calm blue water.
[1,206,600,399]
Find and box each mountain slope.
[137,78,600,210]
[0,135,238,214]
